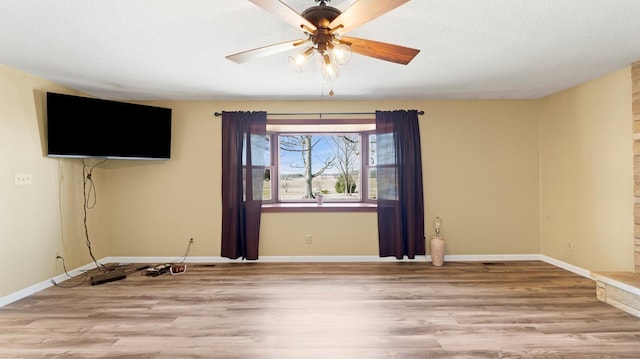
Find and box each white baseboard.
[443,254,541,262]
[540,254,591,278]
[0,261,100,308]
[0,254,591,308]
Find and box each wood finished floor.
[2,261,640,358]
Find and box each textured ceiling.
[1,0,640,101]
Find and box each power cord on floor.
[54,236,195,287]
[51,255,89,288]
[142,237,194,277]
[177,237,194,263]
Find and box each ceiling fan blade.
[226,39,307,64]
[249,0,317,32]
[329,0,409,35]
[341,36,420,65]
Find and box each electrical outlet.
[189,237,194,244]
[567,241,573,249]
[305,235,312,244]
[55,252,63,265]
[14,173,32,185]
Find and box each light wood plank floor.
[2,261,640,358]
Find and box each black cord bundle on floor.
[54,161,197,287]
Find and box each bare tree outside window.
[279,135,335,199]
[276,134,367,201]
[331,135,360,196]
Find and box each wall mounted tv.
[46,92,172,160]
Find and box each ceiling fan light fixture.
[288,46,315,72]
[331,42,351,65]
[227,0,421,88]
[322,53,339,80]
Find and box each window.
[261,119,376,211]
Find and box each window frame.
[261,118,377,213]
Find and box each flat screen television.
[46,92,172,160]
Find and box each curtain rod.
[213,111,424,117]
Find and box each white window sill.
[262,202,377,213]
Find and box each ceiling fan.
[226,0,420,80]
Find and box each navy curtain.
[221,111,267,260]
[375,110,425,259]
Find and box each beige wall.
[1,63,633,299]
[539,67,634,271]
[105,99,541,257]
[0,65,108,298]
[424,100,540,254]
